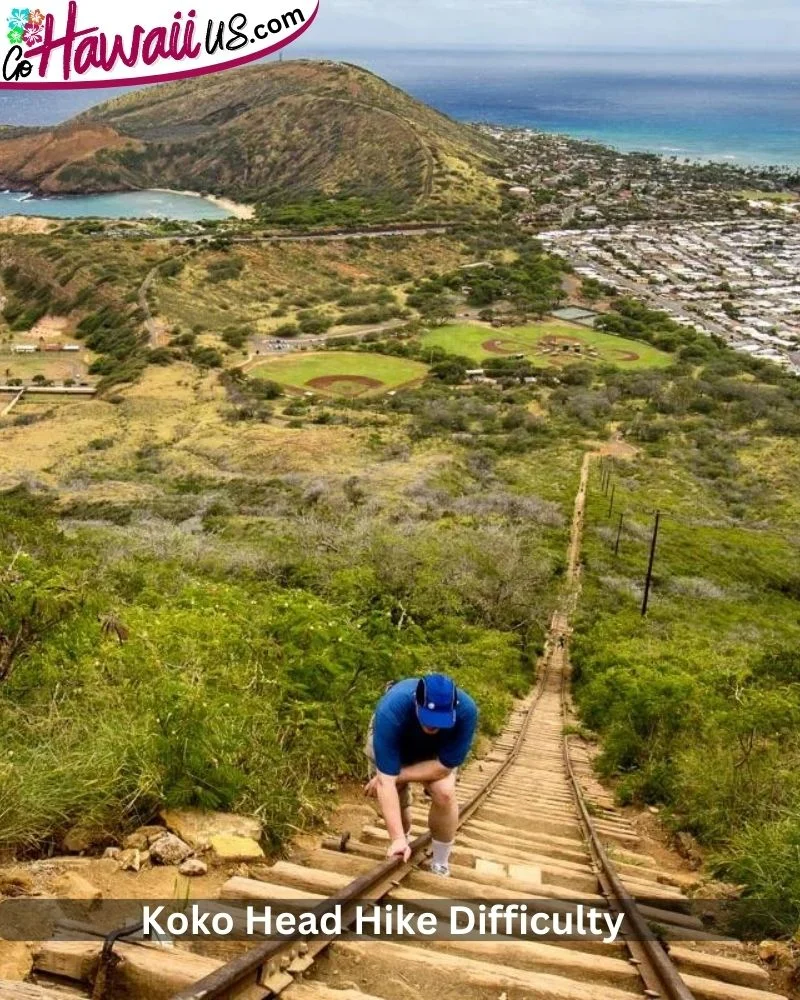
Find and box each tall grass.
[0,474,554,854]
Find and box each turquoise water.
[0,189,234,220]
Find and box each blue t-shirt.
[372,678,478,776]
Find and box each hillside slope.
[0,61,502,216]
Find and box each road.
[102,225,450,245]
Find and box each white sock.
[432,839,453,868]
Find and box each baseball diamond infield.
[305,375,384,396]
[248,352,429,396]
[421,321,668,369]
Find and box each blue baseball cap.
[416,674,458,729]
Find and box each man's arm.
[438,697,479,769]
[397,759,451,784]
[375,771,411,862]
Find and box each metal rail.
[171,656,551,1000]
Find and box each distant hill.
[0,61,502,218]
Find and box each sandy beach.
[150,188,255,220]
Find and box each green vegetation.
[736,189,799,203]
[419,321,672,369]
[406,242,567,325]
[566,343,800,935]
[0,233,187,389]
[0,417,568,851]
[155,235,465,343]
[249,351,428,396]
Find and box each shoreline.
[0,187,256,222]
[149,188,256,220]
[478,123,800,173]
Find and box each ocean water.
[0,189,233,220]
[0,49,798,174]
[298,49,800,169]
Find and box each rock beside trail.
[208,835,264,862]
[61,824,113,854]
[758,940,792,965]
[673,831,703,869]
[0,940,32,980]
[160,809,263,850]
[117,848,149,872]
[51,872,103,903]
[0,871,35,897]
[178,858,208,877]
[148,833,193,866]
[123,825,167,851]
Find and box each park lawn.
[249,351,428,396]
[420,322,672,369]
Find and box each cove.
[0,189,234,220]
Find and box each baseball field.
[419,321,672,369]
[248,351,429,397]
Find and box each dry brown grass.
[0,217,61,235]
[0,364,389,491]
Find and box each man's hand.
[363,775,379,798]
[387,837,411,863]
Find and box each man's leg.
[426,771,458,874]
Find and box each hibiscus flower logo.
[23,17,42,43]
[6,7,30,30]
[6,7,45,47]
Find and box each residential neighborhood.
[538,220,800,376]
[486,124,800,230]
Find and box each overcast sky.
[296,0,800,51]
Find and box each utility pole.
[607,484,616,518]
[641,510,661,617]
[613,511,624,556]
